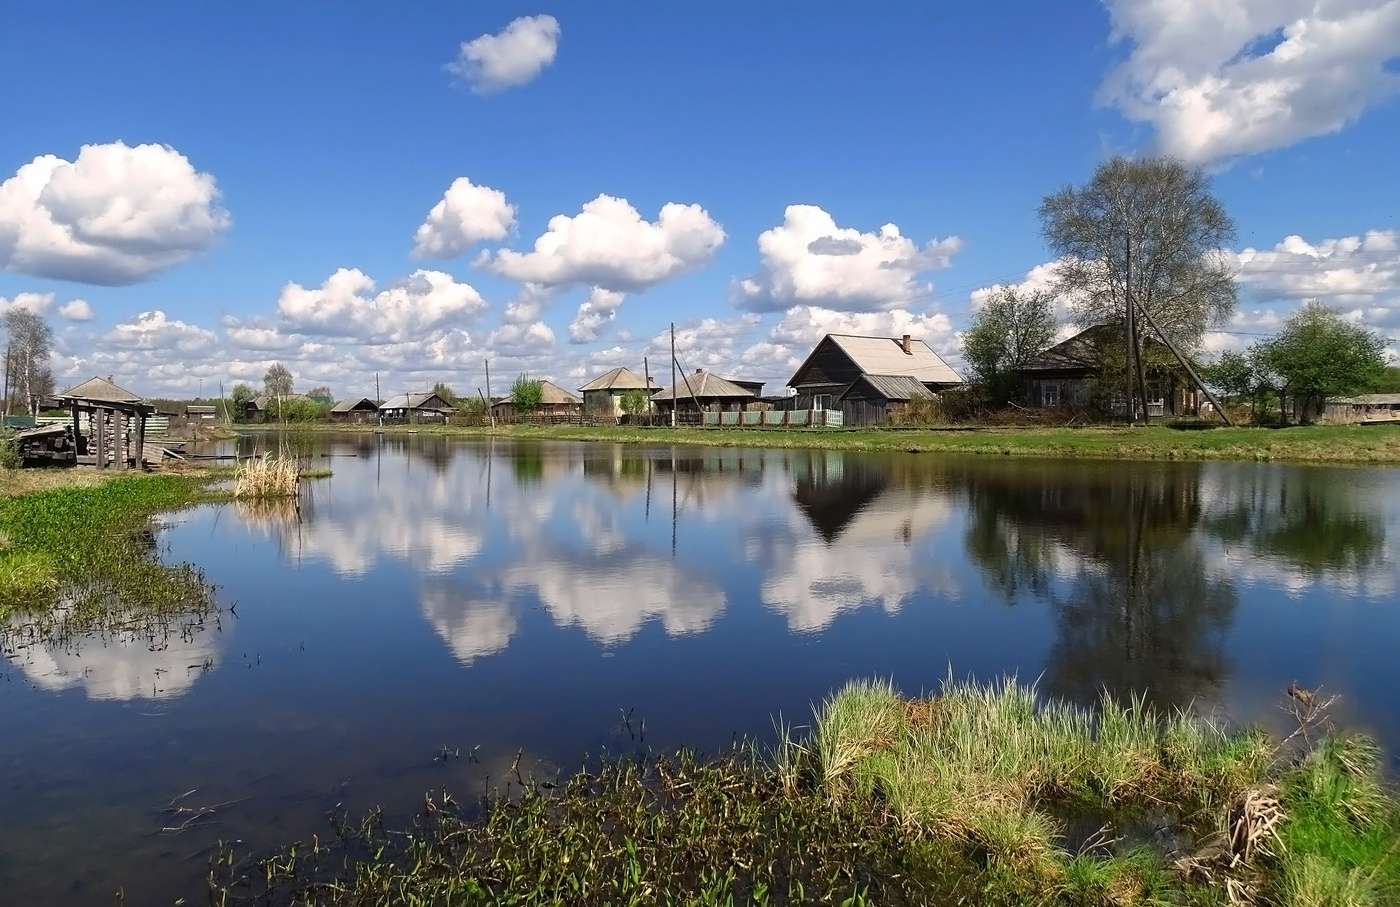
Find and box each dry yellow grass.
[232,454,300,498]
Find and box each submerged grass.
[233,454,301,498]
[211,678,1400,907]
[0,471,221,640]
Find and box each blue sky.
[1,1,1398,397]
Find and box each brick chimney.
[901,334,912,354]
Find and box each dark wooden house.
[1019,325,1200,416]
[785,334,962,425]
[329,396,381,423]
[379,392,456,423]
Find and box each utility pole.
[643,356,652,417]
[484,359,495,428]
[670,323,677,428]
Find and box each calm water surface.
[2,435,1398,903]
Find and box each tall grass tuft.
[233,454,301,499]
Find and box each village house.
[577,367,657,419]
[1019,325,1200,416]
[649,369,761,418]
[329,396,381,423]
[379,392,456,423]
[785,333,962,426]
[490,380,583,421]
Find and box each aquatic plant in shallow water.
[210,679,1400,907]
[233,454,302,499]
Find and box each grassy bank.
[213,678,1400,906]
[263,422,1400,464]
[0,469,224,640]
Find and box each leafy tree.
[431,381,459,406]
[274,395,331,423]
[961,286,1057,404]
[263,362,294,397]
[460,395,488,419]
[511,374,544,414]
[3,308,55,414]
[619,387,651,416]
[1375,365,1400,393]
[1253,301,1389,423]
[306,385,333,401]
[1039,156,1236,418]
[229,383,256,422]
[1200,349,1277,419]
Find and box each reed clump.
[233,454,301,499]
[211,678,1400,907]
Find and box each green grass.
[0,472,220,639]
[211,679,1399,907]
[259,422,1400,464]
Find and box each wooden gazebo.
[53,377,155,469]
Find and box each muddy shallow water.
[2,435,1397,904]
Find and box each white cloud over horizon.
[0,141,229,285]
[1101,0,1400,163]
[412,177,516,259]
[733,205,961,313]
[446,14,561,94]
[277,267,488,343]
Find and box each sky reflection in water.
[1,435,1397,904]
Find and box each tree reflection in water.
[959,461,1236,712]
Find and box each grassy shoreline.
[250,421,1400,465]
[213,678,1400,906]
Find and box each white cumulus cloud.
[568,288,625,344]
[104,310,217,353]
[1101,0,1400,163]
[447,14,561,94]
[478,194,725,293]
[734,205,961,313]
[1235,230,1400,304]
[412,177,516,259]
[277,268,487,343]
[0,141,229,285]
[0,291,53,314]
[57,298,94,322]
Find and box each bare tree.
[263,362,294,397]
[3,309,55,415]
[1039,157,1237,419]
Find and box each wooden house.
[649,369,760,416]
[578,367,656,419]
[329,396,381,423]
[185,405,217,421]
[379,392,456,423]
[785,334,962,425]
[490,380,583,421]
[1322,393,1400,423]
[1019,325,1199,416]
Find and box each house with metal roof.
[577,366,656,419]
[785,334,962,425]
[649,369,760,417]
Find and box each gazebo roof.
[55,376,145,405]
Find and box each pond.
[2,434,1398,904]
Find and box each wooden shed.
[52,376,156,469]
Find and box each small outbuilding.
[838,373,936,425]
[52,376,156,469]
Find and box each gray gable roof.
[789,334,962,387]
[331,396,380,413]
[651,370,756,401]
[840,374,936,402]
[578,367,650,392]
[56,376,144,404]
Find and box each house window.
[1041,383,1060,407]
[813,394,831,411]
